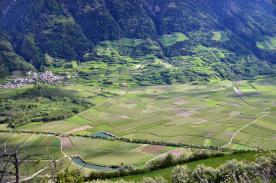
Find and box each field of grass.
[42,36,276,87]
[62,137,192,168]
[115,151,260,182]
[0,78,275,180]
[0,133,62,159]
[0,83,119,127]
[0,78,276,180]
[16,79,276,150]
[160,32,189,47]
[212,31,230,42]
[0,133,63,176]
[257,36,276,50]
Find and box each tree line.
[0,129,255,153]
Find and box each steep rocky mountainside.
[0,0,276,81]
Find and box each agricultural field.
[0,78,275,180]
[160,32,189,47]
[16,78,276,150]
[257,36,276,50]
[0,133,63,176]
[0,83,118,127]
[0,131,207,176]
[1,1,276,182]
[212,31,230,42]
[61,137,192,168]
[44,36,276,88]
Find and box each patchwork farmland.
[15,79,276,151]
[1,79,275,180]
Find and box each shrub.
[147,154,175,170]
[88,177,167,183]
[142,177,168,183]
[171,153,276,183]
[172,165,191,183]
[56,169,84,183]
[192,165,219,183]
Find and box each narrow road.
[221,81,268,148]
[221,112,269,148]
[58,137,69,158]
[10,167,48,183]
[4,90,128,182]
[6,135,70,183]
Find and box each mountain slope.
[0,0,275,81]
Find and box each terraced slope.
[0,0,276,79]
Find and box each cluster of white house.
[0,71,68,89]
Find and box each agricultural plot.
[256,36,276,50]
[0,133,62,159]
[212,31,230,42]
[160,32,189,47]
[0,133,63,176]
[17,116,93,133]
[18,79,276,150]
[0,84,102,127]
[62,137,189,168]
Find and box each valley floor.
[0,79,276,180]
[13,79,276,150]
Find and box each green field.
[212,31,230,42]
[160,32,189,47]
[0,133,62,159]
[1,78,276,179]
[62,137,193,168]
[115,151,259,182]
[16,79,276,150]
[257,36,276,50]
[0,83,119,127]
[1,2,276,181]
[0,133,63,176]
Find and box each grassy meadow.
[257,36,276,50]
[62,137,193,168]
[115,151,261,182]
[0,133,63,176]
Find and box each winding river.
[71,156,119,171]
[71,132,118,171]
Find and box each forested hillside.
[0,0,276,82]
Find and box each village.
[0,71,69,89]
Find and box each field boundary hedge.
[0,130,259,153]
